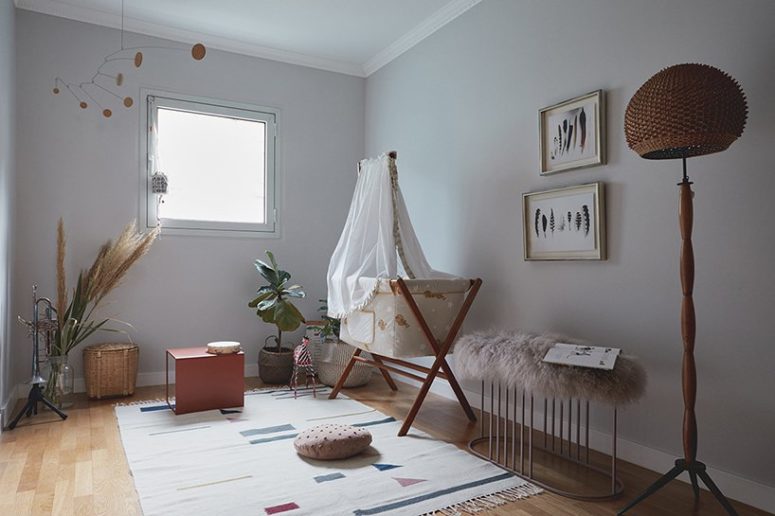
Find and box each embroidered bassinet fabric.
[338,278,471,358]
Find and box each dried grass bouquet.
[52,219,159,356]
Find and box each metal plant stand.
[6,285,67,430]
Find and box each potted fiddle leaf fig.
[248,251,305,384]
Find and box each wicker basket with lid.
[83,343,139,399]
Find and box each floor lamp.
[618,64,748,515]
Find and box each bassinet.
[326,151,481,436]
[340,278,472,358]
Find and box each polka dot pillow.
[293,423,372,460]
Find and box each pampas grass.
[52,220,159,355]
[56,219,67,320]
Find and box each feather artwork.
[579,108,587,152]
[575,211,582,231]
[542,214,548,236]
[562,120,568,154]
[557,125,563,155]
[566,124,574,153]
[549,209,555,234]
[582,205,591,236]
[572,114,578,151]
[567,211,572,228]
[534,209,541,238]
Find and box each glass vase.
[44,354,74,408]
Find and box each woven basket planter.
[83,343,139,399]
[313,340,373,388]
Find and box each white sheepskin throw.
[455,331,646,406]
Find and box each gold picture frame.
[539,90,605,175]
[523,182,606,261]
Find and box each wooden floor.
[0,378,765,516]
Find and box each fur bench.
[455,331,646,405]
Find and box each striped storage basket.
[83,343,139,399]
[313,340,373,388]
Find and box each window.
[143,92,278,235]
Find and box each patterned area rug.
[115,387,541,515]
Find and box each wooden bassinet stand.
[329,277,482,436]
[327,151,481,436]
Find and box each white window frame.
[139,89,280,237]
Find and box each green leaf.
[254,259,279,285]
[259,309,275,324]
[248,291,274,308]
[255,297,277,312]
[282,287,305,299]
[266,250,278,270]
[286,302,306,325]
[277,270,291,286]
[273,301,305,332]
[75,319,109,344]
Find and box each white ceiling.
[14,0,481,76]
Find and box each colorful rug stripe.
[240,424,295,437]
[140,404,171,412]
[149,425,210,436]
[314,473,345,483]
[177,475,252,491]
[353,472,514,515]
[352,417,396,428]
[264,502,299,514]
[249,434,298,445]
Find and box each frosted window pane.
[156,108,266,224]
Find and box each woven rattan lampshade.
[625,63,747,160]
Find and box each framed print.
[523,182,606,261]
[540,90,605,175]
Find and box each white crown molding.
[14,0,482,78]
[362,0,482,76]
[14,0,366,77]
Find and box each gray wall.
[366,0,775,493]
[13,11,364,386]
[0,0,16,423]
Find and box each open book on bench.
[543,343,621,370]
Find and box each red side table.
[165,347,244,414]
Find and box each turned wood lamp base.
[618,161,737,515]
[618,459,737,515]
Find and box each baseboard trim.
[0,397,10,430]
[11,368,774,512]
[12,364,260,398]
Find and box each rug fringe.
[419,484,543,516]
[113,398,169,407]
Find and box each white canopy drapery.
[326,153,455,318]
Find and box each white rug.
[115,387,541,516]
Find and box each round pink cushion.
[293,423,372,460]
